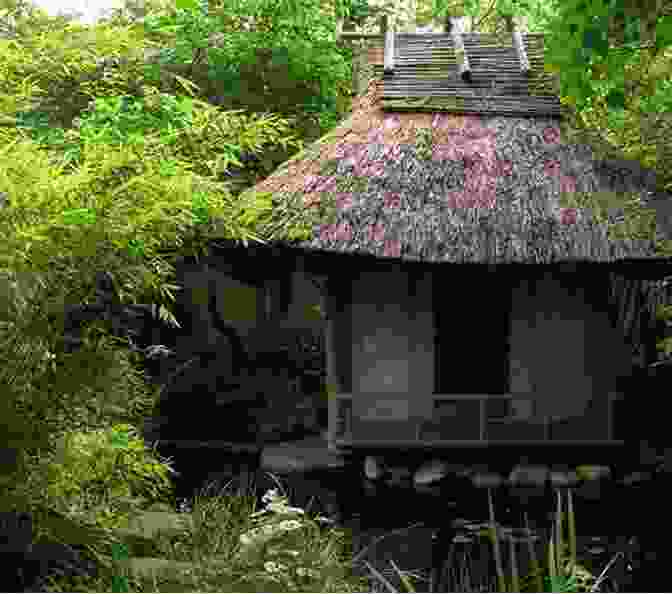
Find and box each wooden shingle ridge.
[379,29,562,117]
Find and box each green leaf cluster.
[145,0,352,130]
[415,126,434,161]
[30,424,176,531]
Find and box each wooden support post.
[322,275,344,450]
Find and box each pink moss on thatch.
[242,67,660,263]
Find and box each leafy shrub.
[32,423,177,531]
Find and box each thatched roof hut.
[225,18,672,462]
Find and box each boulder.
[124,510,193,542]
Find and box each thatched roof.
[237,32,670,268]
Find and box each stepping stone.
[550,470,579,487]
[386,465,413,487]
[124,511,193,542]
[575,465,611,481]
[103,511,195,559]
[508,464,550,487]
[364,456,386,481]
[472,471,506,488]
[620,470,653,485]
[413,459,449,486]
[261,435,346,473]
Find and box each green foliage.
[0,19,152,129]
[14,90,196,174]
[0,288,163,503]
[0,4,318,573]
[656,302,672,357]
[541,0,670,114]
[346,0,373,25]
[0,0,353,545]
[78,92,195,147]
[0,84,306,284]
[415,126,433,161]
[141,0,351,135]
[30,423,176,531]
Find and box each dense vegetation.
[0,0,357,587]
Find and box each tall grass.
[377,484,631,593]
[38,473,634,593]
[39,473,372,592]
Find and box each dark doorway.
[433,266,511,395]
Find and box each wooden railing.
[329,392,618,448]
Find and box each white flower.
[264,560,288,574]
[239,519,305,549]
[257,489,305,516]
[262,488,279,505]
[144,344,174,359]
[263,560,320,580]
[266,500,305,516]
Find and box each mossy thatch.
[237,32,669,268]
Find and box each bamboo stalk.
[322,275,344,449]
